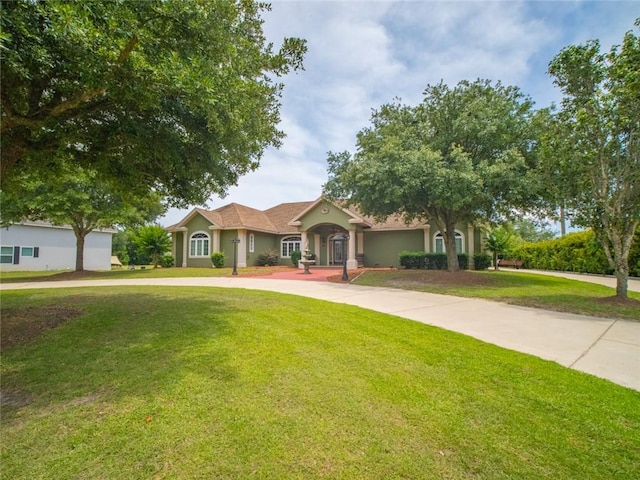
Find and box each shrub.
[257,249,279,266]
[291,250,302,267]
[160,254,174,268]
[512,230,614,274]
[399,251,426,269]
[400,252,468,270]
[211,252,225,268]
[474,253,492,270]
[424,254,448,270]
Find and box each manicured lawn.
[354,270,640,321]
[0,266,291,283]
[1,287,639,479]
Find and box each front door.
[332,237,345,264]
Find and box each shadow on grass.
[1,291,238,422]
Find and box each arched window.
[281,236,301,258]
[189,232,210,257]
[434,231,464,253]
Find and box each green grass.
[2,287,639,479]
[354,270,640,320]
[0,266,282,283]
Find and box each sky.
[160,0,639,227]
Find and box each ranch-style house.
[166,198,483,270]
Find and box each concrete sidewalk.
[2,275,639,391]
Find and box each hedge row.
[512,229,640,277]
[398,252,492,270]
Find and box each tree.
[324,79,537,271]
[484,225,517,270]
[0,0,306,207]
[0,164,164,271]
[544,21,640,298]
[133,225,172,268]
[512,218,556,243]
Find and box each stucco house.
[0,221,114,271]
[166,198,483,270]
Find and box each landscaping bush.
[512,230,613,274]
[474,253,492,270]
[290,250,302,267]
[160,254,174,268]
[399,251,426,269]
[424,253,448,270]
[257,249,279,266]
[211,252,225,268]
[400,252,469,270]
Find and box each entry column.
[347,228,358,270]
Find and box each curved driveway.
[2,272,639,391]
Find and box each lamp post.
[231,238,240,275]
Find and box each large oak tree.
[324,79,537,271]
[1,0,306,207]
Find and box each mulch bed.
[381,269,497,288]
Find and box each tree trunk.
[72,225,91,272]
[439,219,459,272]
[595,220,637,300]
[559,204,566,236]
[494,252,499,271]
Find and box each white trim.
[188,231,211,258]
[281,236,302,258]
[433,230,465,253]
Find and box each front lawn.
[0,265,293,283]
[354,269,640,321]
[1,287,638,479]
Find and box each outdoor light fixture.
[230,238,240,275]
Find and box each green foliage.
[474,253,493,270]
[325,79,537,272]
[399,251,426,269]
[512,218,556,243]
[257,249,279,266]
[513,231,614,275]
[484,226,517,270]
[160,254,174,269]
[290,250,302,267]
[542,21,640,296]
[133,225,172,268]
[0,0,306,207]
[400,252,469,270]
[211,252,225,269]
[0,163,164,270]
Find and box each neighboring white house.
[0,221,114,271]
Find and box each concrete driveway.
[2,271,639,391]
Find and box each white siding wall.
[0,224,113,271]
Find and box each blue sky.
[161,0,639,226]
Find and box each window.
[249,233,255,253]
[21,247,34,257]
[189,232,210,257]
[0,246,13,264]
[434,231,463,253]
[281,236,301,258]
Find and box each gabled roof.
[166,199,426,233]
